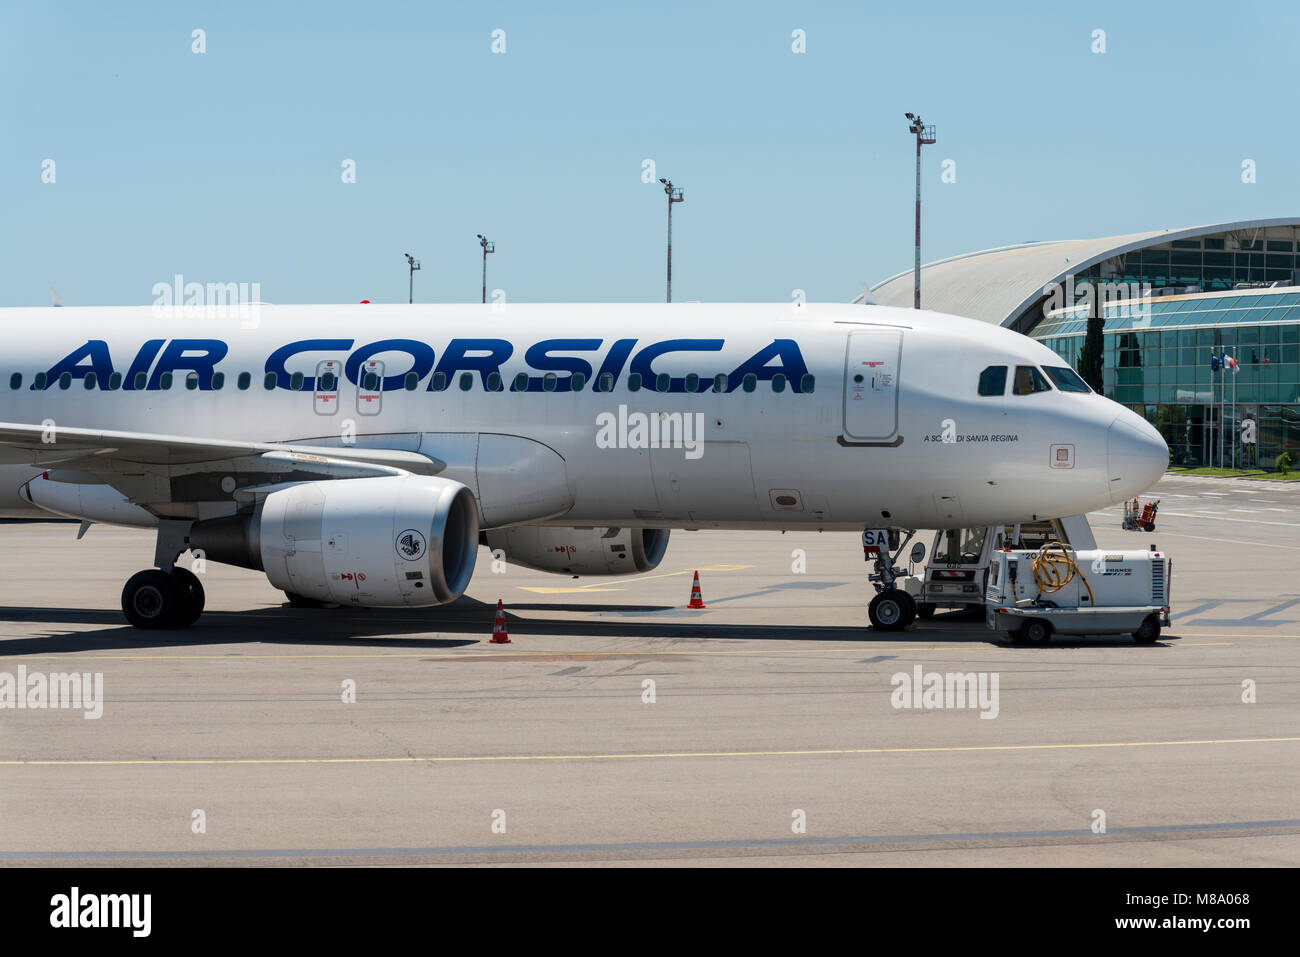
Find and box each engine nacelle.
[483,526,669,576]
[191,475,478,606]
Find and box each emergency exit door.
[842,329,902,443]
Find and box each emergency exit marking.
[1050,443,1075,469]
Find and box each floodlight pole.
[404,253,421,304]
[906,113,936,309]
[477,235,495,304]
[660,178,684,302]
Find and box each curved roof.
[867,218,1300,331]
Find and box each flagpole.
[1231,347,1237,470]
[1219,355,1225,469]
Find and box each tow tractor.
[911,516,1097,619]
[983,541,1173,644]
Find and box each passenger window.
[713,374,728,393]
[8,373,20,390]
[800,374,815,393]
[598,373,614,392]
[627,373,642,392]
[237,372,251,391]
[684,373,699,393]
[159,372,173,390]
[263,372,277,390]
[656,372,670,392]
[978,366,1007,396]
[59,372,72,390]
[134,372,147,390]
[431,372,447,391]
[212,372,224,390]
[319,373,336,391]
[513,373,529,392]
[486,372,502,392]
[459,372,473,391]
[571,372,586,392]
[543,373,558,392]
[33,372,47,390]
[84,372,97,390]
[1012,365,1052,395]
[742,373,757,393]
[404,371,418,391]
[186,373,200,390]
[291,371,305,391]
[363,372,379,391]
[771,373,786,393]
[108,372,122,391]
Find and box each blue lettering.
[264,339,354,391]
[147,339,229,390]
[516,339,602,392]
[431,338,513,390]
[630,339,724,393]
[345,339,435,391]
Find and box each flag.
[1225,355,1240,373]
[1210,354,1221,372]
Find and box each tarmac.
[0,473,1296,866]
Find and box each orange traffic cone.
[489,599,512,643]
[686,570,707,609]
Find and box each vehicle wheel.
[869,591,914,631]
[284,591,328,609]
[1142,522,1155,532]
[170,567,205,626]
[122,569,182,629]
[1133,615,1161,644]
[915,603,936,620]
[1018,618,1052,644]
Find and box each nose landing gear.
[864,528,921,632]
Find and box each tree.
[1077,308,1105,394]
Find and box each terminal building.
[869,218,1300,468]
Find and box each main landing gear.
[121,520,205,630]
[865,528,922,632]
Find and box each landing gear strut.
[121,520,205,629]
[865,528,920,632]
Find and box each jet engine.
[482,525,669,575]
[189,474,478,606]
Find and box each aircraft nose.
[1107,413,1168,504]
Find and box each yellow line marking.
[3,736,1296,767]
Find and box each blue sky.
[2,0,1296,306]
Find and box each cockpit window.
[1012,365,1052,395]
[1043,365,1091,393]
[977,366,1007,396]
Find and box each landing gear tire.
[1018,618,1052,644]
[915,603,936,620]
[1133,616,1161,644]
[869,591,915,631]
[122,569,185,630]
[170,567,205,627]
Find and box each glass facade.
[1064,236,1300,293]
[1035,288,1300,467]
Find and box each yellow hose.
[1032,541,1095,606]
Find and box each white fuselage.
[0,302,1167,530]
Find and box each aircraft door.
[314,360,340,415]
[358,360,384,416]
[843,329,902,443]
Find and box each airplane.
[0,301,1167,632]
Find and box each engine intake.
[190,475,478,606]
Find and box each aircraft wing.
[0,421,443,507]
